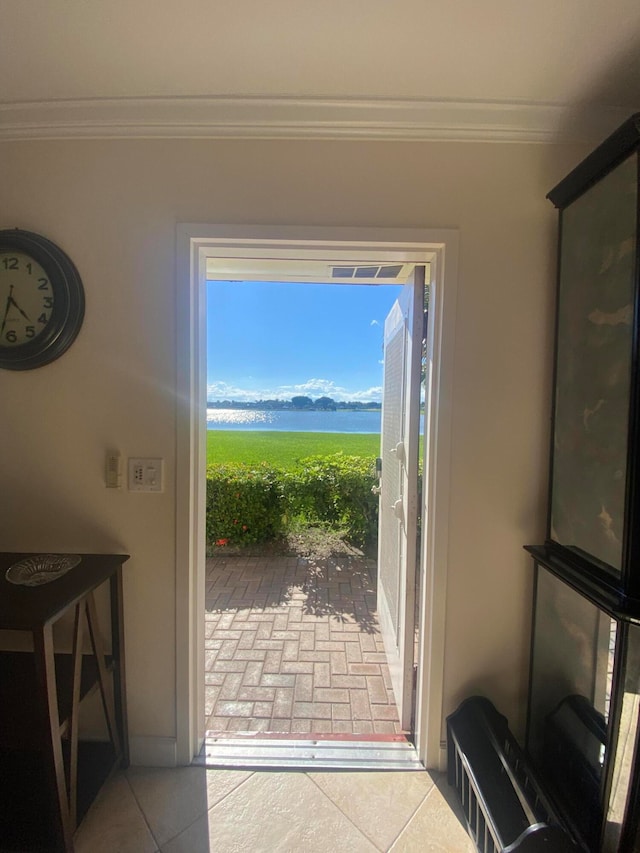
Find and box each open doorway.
[175,226,458,770]
[203,274,412,741]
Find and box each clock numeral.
[37,278,49,290]
[5,330,17,343]
[26,262,32,275]
[43,297,53,308]
[37,313,48,324]
[25,326,35,338]
[2,257,19,270]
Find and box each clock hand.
[7,294,31,323]
[0,286,13,335]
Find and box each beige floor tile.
[161,771,377,853]
[158,813,216,853]
[127,766,253,847]
[389,781,474,852]
[74,773,158,853]
[309,769,435,850]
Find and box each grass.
[206,430,379,468]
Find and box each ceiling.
[2,0,640,143]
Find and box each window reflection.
[602,624,640,852]
[528,568,614,849]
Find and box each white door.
[377,266,424,731]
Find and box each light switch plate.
[128,458,164,492]
[105,452,122,488]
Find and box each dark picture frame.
[546,113,640,600]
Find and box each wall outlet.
[128,458,164,492]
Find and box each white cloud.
[287,379,348,396]
[348,386,383,401]
[206,381,264,402]
[207,377,383,403]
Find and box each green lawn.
[206,430,379,468]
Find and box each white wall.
[0,137,588,756]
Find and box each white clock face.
[0,250,55,346]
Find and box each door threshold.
[193,732,423,770]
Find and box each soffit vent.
[331,264,408,281]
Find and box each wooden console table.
[0,552,130,852]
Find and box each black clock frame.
[0,229,85,370]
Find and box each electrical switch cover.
[105,452,122,488]
[128,458,164,492]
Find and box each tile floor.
[205,554,403,734]
[74,765,476,852]
[73,553,476,851]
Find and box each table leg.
[33,624,74,852]
[110,567,129,766]
[68,601,84,829]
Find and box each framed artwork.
[549,151,638,577]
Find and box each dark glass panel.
[550,153,638,572]
[529,567,615,848]
[603,624,640,852]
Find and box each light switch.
[105,452,122,489]
[128,458,164,492]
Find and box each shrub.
[205,453,379,552]
[205,463,284,547]
[281,453,378,548]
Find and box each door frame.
[175,224,458,769]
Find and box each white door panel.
[377,266,424,730]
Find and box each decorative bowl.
[5,554,82,586]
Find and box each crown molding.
[0,96,630,144]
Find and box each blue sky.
[206,280,401,403]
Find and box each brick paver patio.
[204,553,403,735]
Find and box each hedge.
[281,454,378,548]
[205,463,284,547]
[206,453,378,550]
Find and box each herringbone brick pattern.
[205,554,403,735]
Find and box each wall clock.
[0,229,85,370]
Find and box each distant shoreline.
[207,401,382,412]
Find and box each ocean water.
[206,408,381,433]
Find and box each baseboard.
[129,736,177,767]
